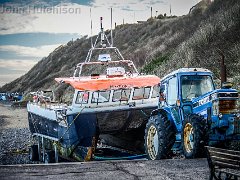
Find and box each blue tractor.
[144,68,240,159]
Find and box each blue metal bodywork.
[192,89,240,145]
[28,111,97,159]
[155,69,240,151]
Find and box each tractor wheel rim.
[147,125,158,159]
[184,123,194,153]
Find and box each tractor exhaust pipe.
[220,52,226,85]
[218,50,232,89]
[217,49,226,85]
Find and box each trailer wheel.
[44,151,55,164]
[144,114,175,160]
[29,145,39,161]
[182,114,205,158]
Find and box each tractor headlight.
[212,100,219,116]
[218,113,223,119]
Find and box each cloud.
[0,1,198,36]
[0,59,38,71]
[0,44,61,57]
[0,3,92,35]
[91,0,166,11]
[0,0,94,6]
[0,9,38,35]
[0,1,199,36]
[0,59,38,86]
[0,74,24,87]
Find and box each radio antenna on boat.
[111,8,113,47]
[90,8,93,48]
[100,16,104,47]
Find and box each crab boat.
[27,17,160,163]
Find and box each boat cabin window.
[112,89,131,102]
[92,90,110,103]
[132,87,151,100]
[152,85,160,98]
[76,91,89,104]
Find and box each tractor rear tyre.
[182,114,206,158]
[144,114,175,160]
[29,145,39,161]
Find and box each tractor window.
[167,77,178,105]
[181,75,214,101]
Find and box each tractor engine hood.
[192,88,239,116]
[192,88,238,105]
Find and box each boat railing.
[79,16,139,77]
[29,90,68,109]
[73,60,138,78]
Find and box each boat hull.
[27,103,156,160]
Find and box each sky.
[0,0,200,87]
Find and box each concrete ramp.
[0,159,209,180]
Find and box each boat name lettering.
[110,84,131,89]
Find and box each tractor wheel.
[182,114,206,159]
[144,114,175,160]
[29,145,39,161]
[44,151,55,164]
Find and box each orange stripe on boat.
[55,75,160,91]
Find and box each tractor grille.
[234,117,240,134]
[219,100,238,114]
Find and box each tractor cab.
[158,68,214,130]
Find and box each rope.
[94,154,146,161]
[58,107,85,141]
[140,110,149,117]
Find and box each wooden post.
[220,51,226,85]
[151,7,152,18]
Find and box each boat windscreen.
[92,91,111,103]
[112,89,131,102]
[76,91,89,104]
[132,87,151,100]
